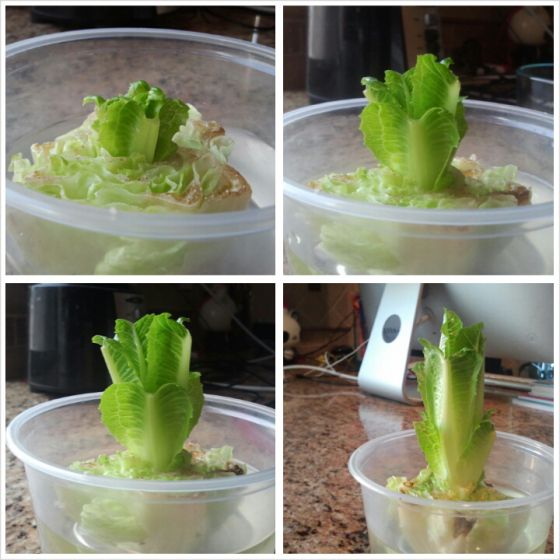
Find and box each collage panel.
[283,5,554,275]
[5,4,275,275]
[284,283,554,553]
[5,283,275,553]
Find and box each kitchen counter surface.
[5,6,275,150]
[5,379,274,553]
[6,6,275,46]
[283,373,554,554]
[284,90,309,112]
[5,382,50,554]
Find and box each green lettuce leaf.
[9,101,239,214]
[360,54,466,192]
[92,313,204,473]
[411,309,496,499]
[83,80,188,163]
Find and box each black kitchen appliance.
[306,6,406,103]
[28,284,144,395]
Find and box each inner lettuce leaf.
[394,309,503,502]
[9,81,251,214]
[360,55,466,192]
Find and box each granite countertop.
[6,6,275,46]
[6,6,275,147]
[5,379,273,553]
[284,373,554,554]
[284,90,309,112]
[5,382,51,554]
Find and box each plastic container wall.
[7,394,275,553]
[349,430,553,553]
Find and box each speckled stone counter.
[5,382,50,554]
[6,6,275,46]
[283,374,554,554]
[284,90,308,112]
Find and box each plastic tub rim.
[6,28,274,239]
[516,63,553,84]
[348,429,553,512]
[284,98,553,227]
[7,392,275,493]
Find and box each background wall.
[5,283,274,381]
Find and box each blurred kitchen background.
[6,283,275,407]
[284,283,554,407]
[6,5,275,47]
[285,5,553,112]
[283,283,554,553]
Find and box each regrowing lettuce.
[310,54,530,209]
[361,55,466,192]
[83,80,189,163]
[387,309,505,501]
[375,310,538,553]
[47,314,273,553]
[72,312,244,479]
[9,81,251,213]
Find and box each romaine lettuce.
[360,55,466,192]
[377,310,534,553]
[310,55,530,208]
[388,309,504,501]
[72,313,243,478]
[9,81,250,213]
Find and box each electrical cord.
[283,365,357,382]
[284,338,369,383]
[325,337,369,369]
[248,354,274,364]
[285,391,366,400]
[207,382,276,393]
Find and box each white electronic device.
[358,284,423,404]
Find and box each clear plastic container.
[517,63,553,113]
[6,393,275,553]
[6,29,275,274]
[284,99,553,275]
[348,430,553,553]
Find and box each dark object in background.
[28,284,145,395]
[306,6,405,103]
[31,6,160,27]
